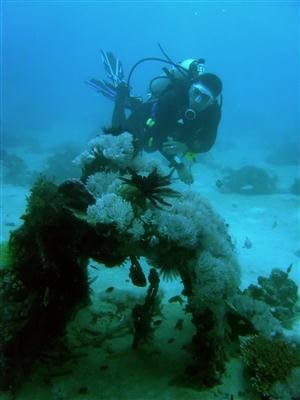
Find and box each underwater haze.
[2,1,299,149]
[1,2,300,400]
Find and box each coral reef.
[0,241,14,269]
[244,267,299,328]
[268,367,300,400]
[120,168,179,209]
[0,150,31,185]
[87,193,134,232]
[86,171,122,197]
[1,131,298,395]
[240,334,300,397]
[228,293,283,337]
[41,142,81,184]
[74,131,135,180]
[0,178,92,389]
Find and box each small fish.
[167,338,175,344]
[129,256,147,287]
[88,276,98,285]
[175,319,184,330]
[243,237,252,249]
[78,387,88,394]
[272,221,278,229]
[153,319,162,326]
[286,264,293,274]
[89,264,99,271]
[215,179,223,189]
[105,286,114,293]
[241,184,254,192]
[168,295,184,305]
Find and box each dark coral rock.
[243,268,299,328]
[290,178,300,195]
[0,178,96,388]
[219,166,278,195]
[58,178,95,211]
[0,177,125,390]
[132,268,160,349]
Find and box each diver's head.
[188,73,222,112]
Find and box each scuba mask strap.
[218,93,223,109]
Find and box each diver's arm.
[112,98,126,128]
[111,83,129,129]
[156,150,192,184]
[188,104,221,153]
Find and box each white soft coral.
[73,132,134,169]
[87,193,134,232]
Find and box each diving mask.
[189,83,214,111]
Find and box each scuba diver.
[86,45,223,184]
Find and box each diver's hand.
[163,137,188,156]
[115,81,130,100]
[176,164,194,185]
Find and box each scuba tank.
[148,75,171,99]
[148,57,206,99]
[126,43,206,100]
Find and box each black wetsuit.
[120,81,222,162]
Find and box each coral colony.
[0,132,299,398]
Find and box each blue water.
[1,3,300,399]
[2,1,299,148]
